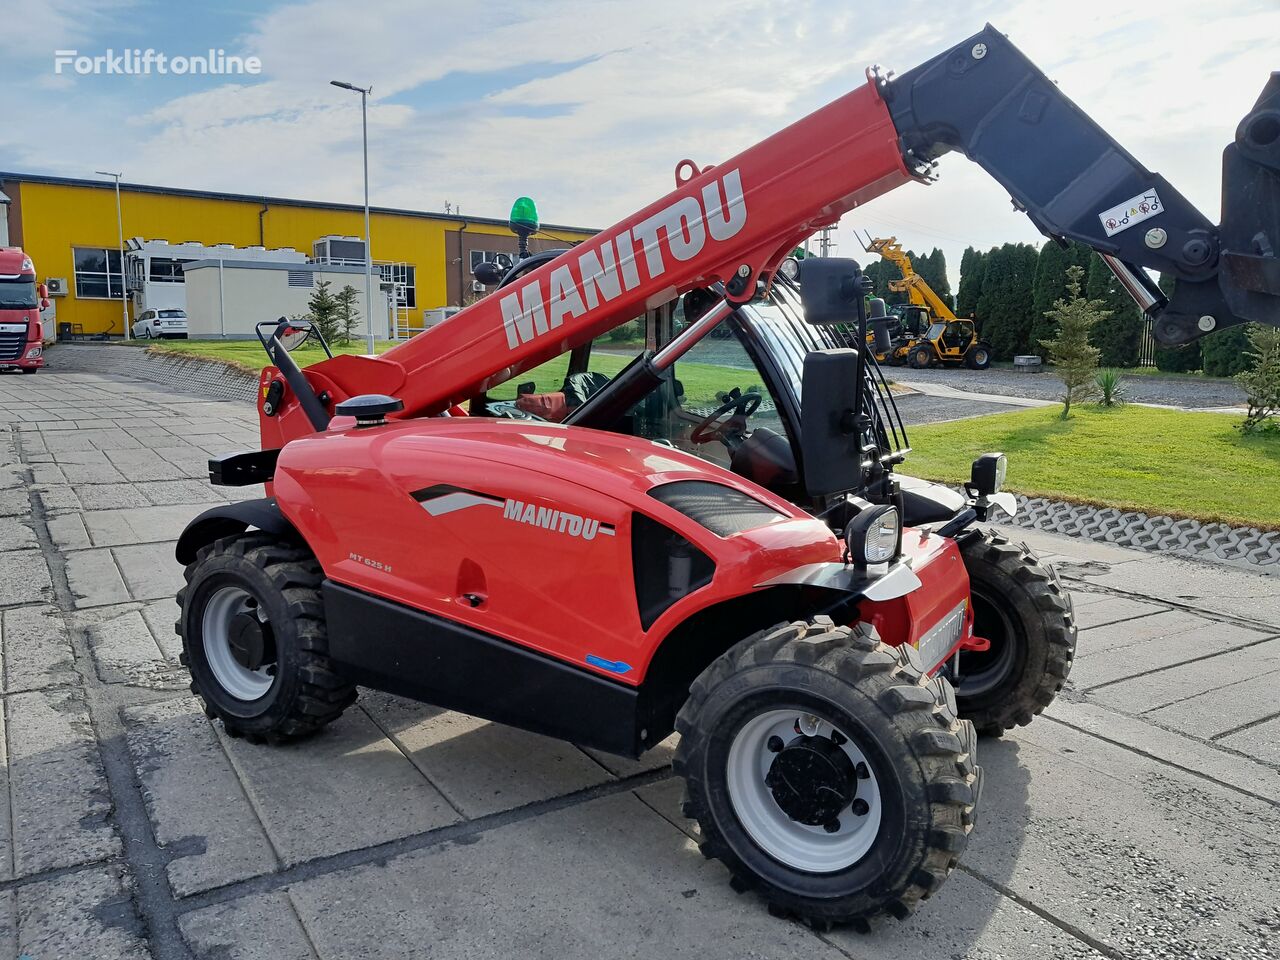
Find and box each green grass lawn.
[152,339,764,407]
[905,405,1280,530]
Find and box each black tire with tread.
[964,344,992,370]
[674,616,980,930]
[908,346,932,369]
[955,530,1076,735]
[176,532,355,741]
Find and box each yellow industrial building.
[0,172,596,337]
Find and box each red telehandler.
[173,26,1280,928]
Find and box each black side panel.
[322,581,643,757]
[174,498,296,565]
[648,480,786,536]
[631,513,715,631]
[209,448,281,486]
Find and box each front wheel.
[964,344,992,370]
[953,531,1076,735]
[675,618,979,930]
[908,346,932,369]
[177,532,356,741]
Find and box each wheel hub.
[765,736,857,826]
[227,612,273,671]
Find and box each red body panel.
[275,418,970,683]
[261,80,913,444]
[0,248,44,371]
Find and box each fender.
[174,498,299,565]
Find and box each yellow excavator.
[859,233,992,369]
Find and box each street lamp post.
[95,171,129,340]
[330,80,376,355]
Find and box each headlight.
[25,346,42,359]
[844,504,899,566]
[970,452,1007,497]
[778,256,801,281]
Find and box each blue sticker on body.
[585,654,633,674]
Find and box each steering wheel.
[690,388,762,445]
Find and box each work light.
[969,453,1007,497]
[844,504,900,566]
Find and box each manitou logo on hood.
[500,169,748,350]
[503,499,614,541]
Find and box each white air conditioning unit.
[470,280,486,293]
[46,277,68,296]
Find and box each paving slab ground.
[2,366,1279,960]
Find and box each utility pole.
[95,171,129,340]
[330,80,376,354]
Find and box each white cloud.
[6,0,1277,292]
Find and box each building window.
[73,247,124,299]
[469,250,513,273]
[148,257,193,282]
[377,263,416,309]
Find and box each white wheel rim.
[726,709,883,873]
[202,585,276,701]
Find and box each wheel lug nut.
[852,798,870,816]
[823,819,841,833]
[855,762,870,780]
[767,735,784,753]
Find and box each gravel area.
[892,366,1245,408]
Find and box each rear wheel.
[954,530,1076,735]
[177,532,356,741]
[965,344,992,370]
[909,346,933,369]
[675,617,979,929]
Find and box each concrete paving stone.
[830,869,1110,960]
[60,461,130,484]
[220,707,459,866]
[993,524,1148,565]
[179,892,315,960]
[6,687,120,876]
[0,708,10,883]
[1063,590,1110,609]
[1217,714,1280,766]
[74,482,151,510]
[82,503,205,548]
[0,486,30,517]
[33,482,80,511]
[0,514,38,550]
[79,604,184,688]
[361,692,614,818]
[633,775,698,840]
[1065,552,1280,628]
[1,604,78,693]
[81,428,145,450]
[64,548,131,608]
[28,462,66,485]
[965,722,1280,960]
[140,478,225,506]
[1073,616,1272,688]
[140,597,184,660]
[0,548,53,606]
[1090,636,1280,714]
[22,451,53,463]
[286,792,846,960]
[1071,594,1170,630]
[44,449,112,466]
[1046,698,1280,803]
[583,733,679,777]
[101,448,188,481]
[113,542,185,601]
[1147,670,1280,739]
[123,697,279,897]
[42,432,101,453]
[12,863,151,960]
[45,512,92,551]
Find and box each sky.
[3,0,1277,290]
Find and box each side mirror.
[473,261,506,285]
[37,283,48,299]
[40,298,51,311]
[797,257,867,326]
[800,348,863,496]
[277,321,313,352]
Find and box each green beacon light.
[509,196,540,261]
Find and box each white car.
[132,308,188,339]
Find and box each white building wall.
[184,263,386,339]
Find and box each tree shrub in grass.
[1039,266,1105,418]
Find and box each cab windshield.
[0,279,37,309]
